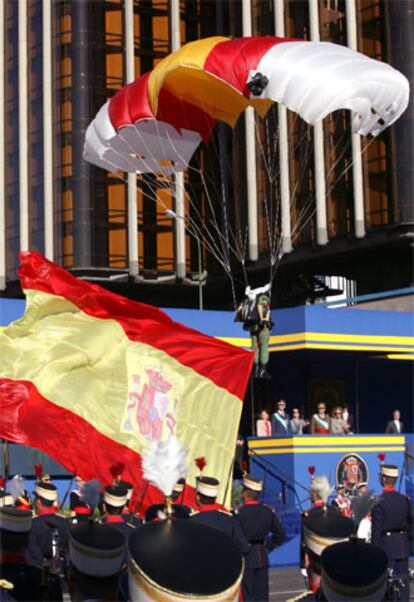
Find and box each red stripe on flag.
[18,252,253,400]
[0,378,197,513]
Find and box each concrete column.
[242,0,259,261]
[170,0,186,278]
[43,0,54,259]
[274,0,292,253]
[346,0,365,238]
[19,0,29,251]
[124,0,139,276]
[71,0,91,266]
[0,0,5,288]
[309,0,328,245]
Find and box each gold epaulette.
[0,580,14,591]
[126,522,137,529]
[218,508,232,515]
[286,590,313,602]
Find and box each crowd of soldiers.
[0,462,412,601]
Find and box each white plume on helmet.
[310,475,332,503]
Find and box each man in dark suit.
[371,463,413,601]
[385,409,404,433]
[237,475,285,601]
[271,399,292,436]
[189,476,249,556]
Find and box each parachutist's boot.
[259,364,271,380]
[254,364,260,378]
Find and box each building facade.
[1,0,413,308]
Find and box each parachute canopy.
[84,36,409,175]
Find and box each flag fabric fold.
[0,252,253,509]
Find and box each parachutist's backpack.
[235,297,259,328]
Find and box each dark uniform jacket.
[145,502,191,522]
[371,488,413,562]
[122,509,143,528]
[299,502,337,569]
[1,555,63,602]
[190,503,250,555]
[237,501,285,568]
[26,509,69,567]
[102,514,136,564]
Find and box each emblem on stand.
[336,453,368,493]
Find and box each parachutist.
[235,284,273,379]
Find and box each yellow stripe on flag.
[2,289,241,504]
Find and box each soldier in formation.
[236,474,285,601]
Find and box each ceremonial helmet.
[303,506,354,557]
[321,539,388,600]
[128,519,243,601]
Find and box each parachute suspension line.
[217,125,232,276]
[263,110,283,284]
[325,135,376,201]
[290,135,376,245]
[163,128,247,270]
[126,120,234,277]
[139,176,232,276]
[289,126,314,241]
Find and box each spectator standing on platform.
[385,409,404,433]
[371,463,413,601]
[271,399,292,435]
[310,403,330,434]
[237,475,285,601]
[342,402,354,432]
[256,410,271,437]
[290,408,307,435]
[329,406,350,434]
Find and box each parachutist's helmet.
[247,72,269,96]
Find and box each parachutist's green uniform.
[250,294,272,378]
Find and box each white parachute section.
[249,41,409,137]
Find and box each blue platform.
[248,434,412,566]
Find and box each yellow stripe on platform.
[218,332,414,353]
[250,446,406,455]
[277,332,414,345]
[248,436,405,448]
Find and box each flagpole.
[223,456,235,509]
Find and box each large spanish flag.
[0,253,253,509]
